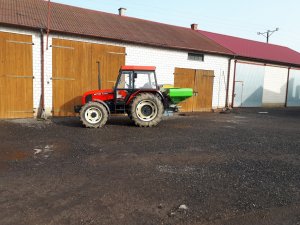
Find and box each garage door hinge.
[201,75,215,77]
[106,51,127,55]
[51,77,75,81]
[50,45,74,50]
[4,75,34,79]
[6,40,34,45]
[8,111,34,113]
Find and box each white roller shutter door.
[287,69,300,106]
[262,66,288,106]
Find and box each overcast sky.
[51,0,300,52]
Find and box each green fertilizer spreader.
[160,85,193,112]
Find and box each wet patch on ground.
[0,149,31,170]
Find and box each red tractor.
[75,66,192,128]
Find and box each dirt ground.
[0,108,299,225]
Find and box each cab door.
[114,71,133,113]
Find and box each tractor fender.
[93,100,111,115]
[126,90,164,105]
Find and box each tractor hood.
[82,89,114,105]
[84,89,114,96]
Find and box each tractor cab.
[114,66,159,112]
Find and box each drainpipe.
[231,60,237,108]
[225,58,232,108]
[38,28,45,119]
[285,67,291,107]
[46,0,51,50]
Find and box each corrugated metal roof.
[0,0,232,55]
[199,30,300,67]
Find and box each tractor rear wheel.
[130,93,164,127]
[80,102,108,128]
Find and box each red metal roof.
[121,66,156,71]
[0,0,232,55]
[199,30,300,67]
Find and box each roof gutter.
[46,0,51,50]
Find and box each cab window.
[134,71,157,89]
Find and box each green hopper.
[161,85,193,104]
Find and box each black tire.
[80,102,108,128]
[130,93,164,127]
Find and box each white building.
[0,0,299,119]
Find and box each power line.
[257,28,279,43]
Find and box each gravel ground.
[0,108,299,225]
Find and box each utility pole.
[257,28,279,43]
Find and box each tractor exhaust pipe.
[96,61,101,90]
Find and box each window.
[188,53,204,61]
[134,71,157,89]
[117,71,133,89]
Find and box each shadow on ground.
[51,116,134,128]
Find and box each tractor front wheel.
[130,93,164,127]
[80,102,108,128]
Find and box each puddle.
[32,140,71,159]
[0,150,31,171]
[0,140,71,171]
[0,150,31,161]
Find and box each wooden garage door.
[0,32,33,119]
[174,68,214,112]
[52,39,125,116]
[92,44,126,90]
[174,68,195,112]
